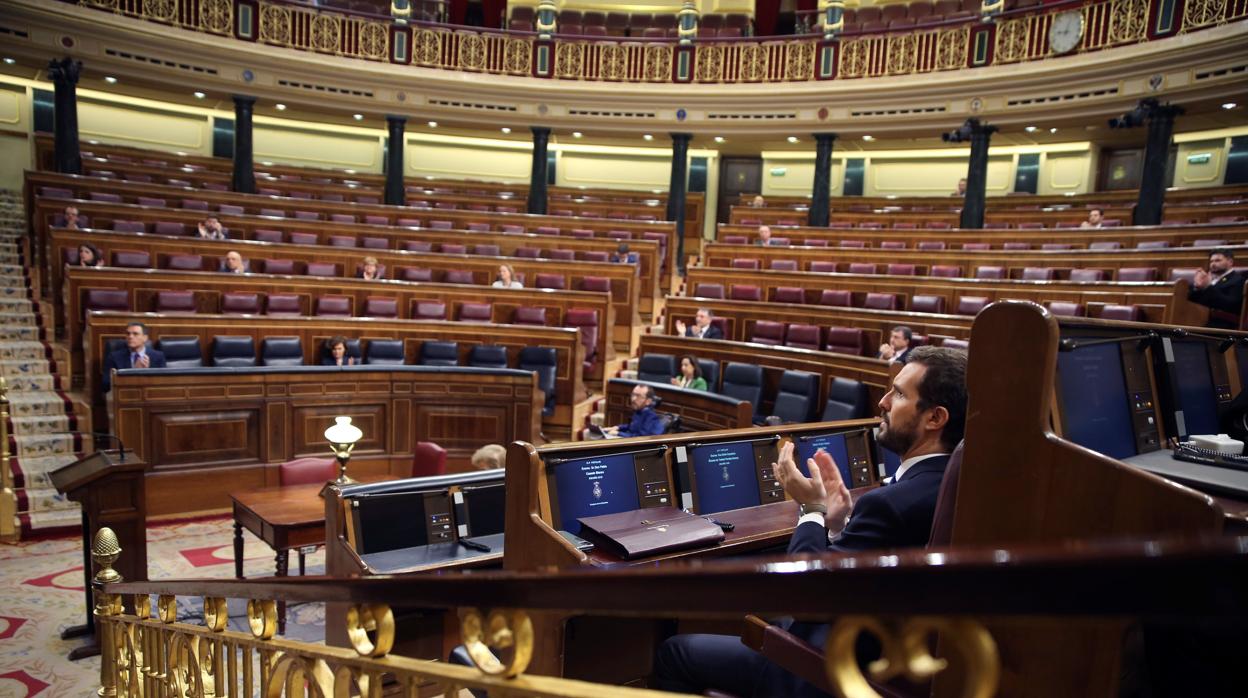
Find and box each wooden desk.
[230,481,332,580]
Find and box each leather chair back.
[222,292,260,315]
[262,336,305,366]
[519,346,558,416]
[467,344,509,369]
[279,457,337,487]
[365,339,406,365]
[821,377,870,421]
[158,336,203,368]
[784,324,821,351]
[413,301,447,320]
[265,294,302,316]
[315,296,352,317]
[750,320,785,346]
[212,336,257,367]
[772,287,805,304]
[458,302,493,322]
[364,297,398,318]
[825,327,866,356]
[512,307,548,326]
[720,362,764,416]
[638,353,677,384]
[418,341,460,366]
[771,370,819,424]
[412,442,448,478]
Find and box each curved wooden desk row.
[636,334,898,411]
[727,201,1248,227]
[32,197,668,303]
[34,134,707,234]
[663,295,977,350]
[84,311,585,436]
[734,184,1248,212]
[64,265,608,407]
[53,229,626,355]
[109,365,542,517]
[717,219,1248,249]
[26,171,674,295]
[700,241,1248,280]
[681,267,1200,326]
[604,378,755,433]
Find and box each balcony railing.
[67,0,1248,84]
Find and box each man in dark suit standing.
[674,308,724,340]
[1188,248,1247,329]
[653,346,968,696]
[102,321,167,392]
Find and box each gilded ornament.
[739,44,770,82]
[936,28,969,70]
[458,33,487,70]
[644,45,672,82]
[784,41,815,81]
[358,22,389,60]
[203,596,228,632]
[142,0,176,22]
[1108,0,1147,43]
[346,603,395,657]
[994,17,1029,63]
[460,608,534,677]
[601,44,627,80]
[248,598,278,639]
[696,45,723,82]
[886,33,917,75]
[199,0,233,34]
[157,595,178,624]
[555,42,584,79]
[826,616,999,698]
[311,14,342,53]
[503,38,532,74]
[840,38,868,78]
[1183,0,1225,29]
[414,30,442,65]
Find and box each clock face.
[1049,11,1084,54]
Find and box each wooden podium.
[50,449,148,660]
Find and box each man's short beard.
[877,418,916,455]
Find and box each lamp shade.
[324,416,363,447]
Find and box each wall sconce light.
[324,416,363,485]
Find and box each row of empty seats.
[721,235,1241,247]
[681,286,1144,320]
[635,353,872,424]
[739,321,968,356]
[713,261,1189,283]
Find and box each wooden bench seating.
[699,241,1248,283]
[716,220,1248,250]
[681,267,1200,325]
[603,378,754,433]
[52,229,628,354]
[110,365,541,516]
[85,311,586,438]
[32,196,666,311]
[727,201,1248,227]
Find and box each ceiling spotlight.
[104,76,117,84]
[275,103,286,111]
[572,131,583,138]
[643,134,654,141]
[862,135,875,142]
[2,58,14,65]
[500,127,511,134]
[713,136,725,143]
[787,136,799,143]
[1049,127,1058,133]
[1024,125,1037,133]
[428,121,437,128]
[1223,102,1239,110]
[352,113,364,121]
[193,91,206,99]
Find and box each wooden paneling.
[603,379,753,433]
[112,367,542,515]
[728,201,1248,227]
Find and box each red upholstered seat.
[402,240,433,252]
[1070,269,1105,282]
[361,237,389,250]
[1136,241,1170,249]
[750,320,785,346]
[564,308,600,369]
[254,229,283,243]
[166,254,204,271]
[112,250,151,268]
[1089,241,1122,250]
[1016,222,1044,230]
[1047,301,1085,317]
[1100,304,1142,321]
[535,273,566,290]
[262,259,296,275]
[305,262,337,277]
[784,324,821,351]
[862,293,898,310]
[956,296,990,316]
[515,247,541,258]
[911,295,946,314]
[364,297,398,318]
[819,290,852,307]
[153,221,186,235]
[1041,243,1072,251]
[458,302,493,322]
[722,235,748,244]
[962,243,991,251]
[732,258,760,270]
[85,289,130,314]
[693,283,725,299]
[265,294,302,316]
[848,263,877,275]
[879,241,906,250]
[1169,268,1199,283]
[892,222,916,230]
[315,296,352,317]
[182,198,210,210]
[802,239,829,247]
[413,300,447,319]
[975,266,1005,279]
[1118,267,1158,282]
[289,232,317,245]
[770,260,798,271]
[412,442,448,478]
[443,269,475,284]
[839,240,866,247]
[512,306,549,326]
[439,243,467,254]
[279,457,336,486]
[1022,267,1055,281]
[886,264,916,276]
[364,215,389,225]
[294,211,319,221]
[397,218,423,227]
[730,285,762,302]
[400,266,433,282]
[916,241,946,251]
[430,220,454,230]
[222,292,261,315]
[809,261,837,273]
[931,265,962,278]
[1002,242,1031,251]
[579,251,609,262]
[825,327,866,356]
[772,287,805,304]
[500,224,525,234]
[155,290,196,313]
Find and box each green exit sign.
[1187,153,1211,164]
[770,167,787,176]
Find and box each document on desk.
[576,506,724,560]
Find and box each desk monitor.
[1166,339,1232,439]
[1055,338,1160,459]
[795,428,876,488]
[351,490,454,554]
[686,438,782,514]
[546,448,672,533]
[455,482,507,539]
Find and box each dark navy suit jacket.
[102,347,166,392]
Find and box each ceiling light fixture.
[713,136,725,143]
[643,134,654,141]
[500,127,511,134]
[275,103,286,111]
[1024,126,1037,133]
[428,121,438,128]
[1223,102,1238,110]
[2,58,14,65]
[787,136,799,143]
[572,131,583,138]
[862,135,875,142]
[1049,127,1058,133]
[104,76,117,84]
[193,91,206,99]
[352,113,364,121]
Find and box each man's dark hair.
[1211,248,1235,262]
[697,307,714,318]
[906,345,968,451]
[126,321,149,334]
[892,325,913,342]
[637,384,656,402]
[617,242,630,253]
[1089,207,1103,216]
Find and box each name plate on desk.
[577,507,724,560]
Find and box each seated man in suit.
[653,345,968,697]
[876,325,912,364]
[674,308,724,340]
[755,225,773,246]
[220,250,249,274]
[102,321,167,392]
[602,384,666,438]
[1188,248,1247,329]
[1080,207,1104,229]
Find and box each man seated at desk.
[1188,248,1247,329]
[675,308,724,340]
[654,345,969,697]
[103,321,167,392]
[602,384,666,439]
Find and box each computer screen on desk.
[547,450,673,533]
[353,490,453,554]
[1170,340,1221,438]
[1056,340,1160,459]
[795,428,877,488]
[457,482,507,538]
[685,438,785,514]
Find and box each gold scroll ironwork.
[0,377,14,541]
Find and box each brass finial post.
[93,527,123,698]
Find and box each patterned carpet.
[1,190,85,538]
[0,515,325,696]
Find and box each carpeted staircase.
[0,189,84,538]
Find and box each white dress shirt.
[796,452,949,528]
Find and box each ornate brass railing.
[92,527,1248,697]
[0,377,14,541]
[64,0,1248,84]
